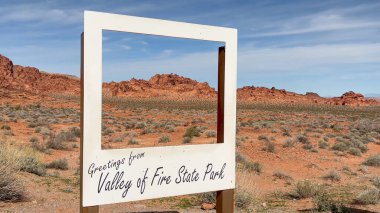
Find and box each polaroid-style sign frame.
[81,11,237,212]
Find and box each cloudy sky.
[1,0,379,96]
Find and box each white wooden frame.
[82,10,237,207]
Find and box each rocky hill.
[0,54,378,106]
[0,54,79,95]
[103,74,216,99]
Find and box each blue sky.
[0,0,379,97]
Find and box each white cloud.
[0,4,81,24]
[247,6,380,38]
[121,45,131,50]
[238,43,380,72]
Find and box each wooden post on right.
[216,46,235,213]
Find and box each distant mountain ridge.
[0,54,378,106]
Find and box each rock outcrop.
[0,54,79,95]
[0,54,378,106]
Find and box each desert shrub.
[46,133,66,150]
[0,165,24,202]
[128,137,139,145]
[358,165,368,173]
[158,134,171,143]
[20,156,46,176]
[46,158,69,170]
[236,153,246,163]
[31,139,47,153]
[263,141,275,153]
[244,161,262,174]
[258,135,269,142]
[102,126,114,136]
[303,143,313,150]
[235,188,253,209]
[332,142,348,152]
[112,136,124,143]
[363,154,380,167]
[348,147,362,157]
[196,192,215,204]
[56,130,77,142]
[342,166,356,175]
[69,127,80,138]
[236,154,262,174]
[372,177,380,189]
[182,137,192,144]
[141,127,155,135]
[273,171,292,180]
[0,143,24,201]
[35,126,50,135]
[135,122,147,129]
[124,131,137,137]
[283,138,295,148]
[183,126,201,138]
[314,192,342,212]
[297,134,309,144]
[29,136,39,143]
[124,121,135,129]
[281,127,292,136]
[1,124,11,130]
[293,180,319,199]
[323,170,341,181]
[165,125,176,132]
[352,140,368,153]
[356,188,380,205]
[205,130,216,138]
[318,140,329,149]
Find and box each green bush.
[205,130,216,138]
[0,166,24,201]
[258,135,269,142]
[323,170,341,181]
[348,147,362,157]
[356,188,380,205]
[318,140,329,149]
[263,141,275,153]
[372,177,380,189]
[293,180,319,199]
[363,154,380,167]
[297,134,309,144]
[273,171,292,180]
[183,126,201,138]
[158,134,171,143]
[283,138,295,148]
[332,142,348,152]
[196,192,215,204]
[128,137,139,145]
[20,156,46,176]
[46,158,69,170]
[1,124,11,130]
[235,188,253,209]
[182,137,192,144]
[314,192,342,212]
[244,161,262,174]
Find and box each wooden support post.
[216,46,234,213]
[80,32,100,213]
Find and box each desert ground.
[1,54,380,212]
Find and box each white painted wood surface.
[82,11,237,207]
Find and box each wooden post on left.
[80,32,100,213]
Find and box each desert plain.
[1,54,380,212]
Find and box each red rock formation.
[0,54,378,106]
[0,54,79,95]
[328,91,378,106]
[103,73,216,99]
